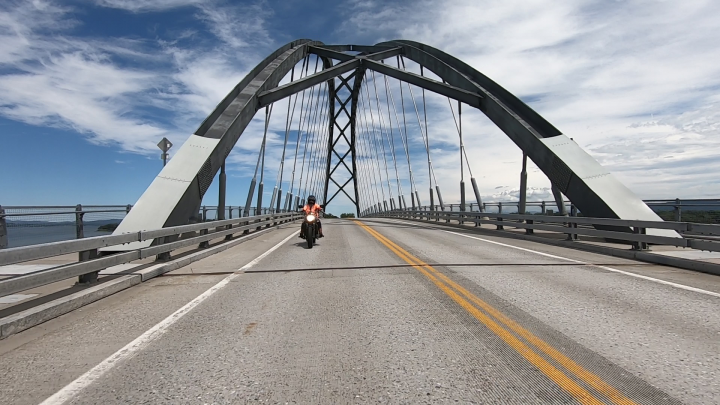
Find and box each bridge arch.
[106,39,671,250]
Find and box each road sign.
[158,138,173,167]
[157,137,173,153]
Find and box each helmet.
[307,195,316,204]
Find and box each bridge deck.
[1,219,718,404]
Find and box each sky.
[1,0,720,216]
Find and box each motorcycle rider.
[300,195,324,239]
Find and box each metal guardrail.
[414,198,720,223]
[0,205,288,249]
[0,205,132,249]
[197,206,275,221]
[0,212,300,298]
[4,199,718,248]
[370,209,720,252]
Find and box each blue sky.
[2,0,720,215]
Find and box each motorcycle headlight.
[306,214,316,222]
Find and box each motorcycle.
[303,213,319,248]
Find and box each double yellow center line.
[355,220,637,405]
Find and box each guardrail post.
[224,206,234,240]
[632,227,649,250]
[526,219,534,234]
[76,205,99,283]
[243,211,250,235]
[75,204,84,241]
[125,204,132,214]
[199,228,210,248]
[202,206,208,222]
[257,212,264,231]
[674,198,681,222]
[156,236,173,261]
[496,202,504,230]
[0,205,7,249]
[566,204,578,241]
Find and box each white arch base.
[102,135,219,252]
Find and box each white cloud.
[194,2,272,49]
[339,0,720,208]
[93,0,205,12]
[0,0,275,156]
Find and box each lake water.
[5,223,119,248]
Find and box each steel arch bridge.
[106,39,670,250]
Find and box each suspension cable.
[311,104,330,200]
[419,64,439,187]
[396,56,419,207]
[308,82,329,200]
[399,57,437,189]
[360,99,383,211]
[355,90,380,211]
[305,84,322,199]
[370,71,397,207]
[381,70,404,202]
[274,56,308,211]
[288,56,319,203]
[317,83,332,200]
[259,104,273,185]
[305,82,329,199]
[358,86,383,207]
[355,98,370,210]
[360,80,388,205]
[364,74,393,206]
[298,80,323,200]
[391,55,418,196]
[243,104,274,216]
[446,88,474,178]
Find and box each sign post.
[157,137,173,167]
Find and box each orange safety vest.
[303,203,322,215]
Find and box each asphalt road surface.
[1,218,718,404]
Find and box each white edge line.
[443,230,720,299]
[40,230,298,405]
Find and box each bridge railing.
[0,205,290,249]
[370,209,720,252]
[198,206,278,221]
[0,212,300,299]
[4,199,717,249]
[414,198,720,223]
[0,205,132,249]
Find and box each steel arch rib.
[105,38,676,251]
[377,40,675,237]
[104,39,328,251]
